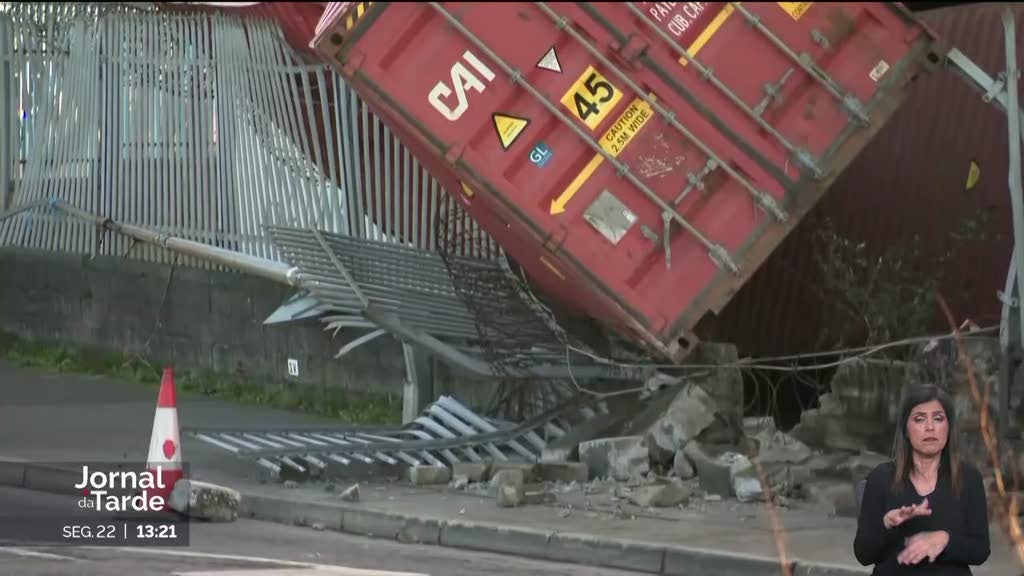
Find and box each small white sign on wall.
[287,358,299,377]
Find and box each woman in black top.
[854,383,990,574]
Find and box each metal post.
[0,16,11,213]
[1004,9,1024,350]
[401,342,432,424]
[999,251,1019,438]
[1003,9,1024,438]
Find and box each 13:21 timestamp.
[136,524,178,539]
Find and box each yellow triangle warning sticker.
[493,113,529,151]
[966,160,981,191]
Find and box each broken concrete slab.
[673,450,695,480]
[689,342,746,428]
[540,413,621,463]
[450,475,470,490]
[536,462,588,484]
[579,436,649,482]
[754,428,813,465]
[683,442,732,497]
[790,359,919,454]
[628,479,691,508]
[407,465,451,485]
[646,383,719,463]
[339,484,360,502]
[612,382,720,464]
[168,479,241,523]
[452,462,489,483]
[488,469,525,496]
[497,484,525,508]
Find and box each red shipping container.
[311,2,943,362]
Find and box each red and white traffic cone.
[146,367,183,510]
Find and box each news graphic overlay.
[0,462,190,547]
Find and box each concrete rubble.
[578,436,649,481]
[277,339,1013,520]
[339,483,360,502]
[408,465,451,485]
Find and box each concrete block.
[452,462,489,483]
[408,465,451,485]
[579,436,648,481]
[168,479,240,522]
[663,546,794,576]
[440,520,552,559]
[489,462,537,483]
[536,462,588,484]
[546,533,664,574]
[242,494,343,531]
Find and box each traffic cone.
[146,367,183,510]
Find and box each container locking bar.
[622,2,822,179]
[427,2,739,274]
[729,2,870,126]
[536,1,789,226]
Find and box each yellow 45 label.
[561,65,623,131]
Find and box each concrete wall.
[0,247,409,396]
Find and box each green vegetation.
[0,332,402,425]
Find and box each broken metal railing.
[13,200,652,384]
[187,394,602,475]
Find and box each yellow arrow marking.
[550,98,654,215]
[551,155,604,215]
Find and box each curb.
[0,462,869,576]
[238,492,870,576]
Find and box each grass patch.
[0,331,402,425]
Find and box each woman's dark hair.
[891,383,962,497]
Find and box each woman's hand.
[883,498,931,529]
[898,530,950,565]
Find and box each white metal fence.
[0,3,499,268]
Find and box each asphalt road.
[0,486,647,576]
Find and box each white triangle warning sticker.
[537,47,561,73]
[493,113,529,150]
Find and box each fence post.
[0,16,12,213]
